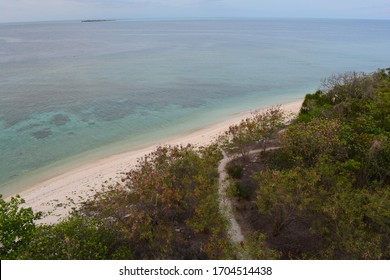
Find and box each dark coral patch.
[31,129,52,139]
[51,114,70,126]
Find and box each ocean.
[1,19,389,196]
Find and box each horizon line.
[1,16,390,25]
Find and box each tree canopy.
[252,69,390,259]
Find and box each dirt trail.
[218,147,280,244]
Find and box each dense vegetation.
[1,145,235,259]
[1,69,389,259]
[226,69,390,259]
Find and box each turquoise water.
[1,19,390,196]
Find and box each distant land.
[81,19,115,23]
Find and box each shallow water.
[1,19,390,195]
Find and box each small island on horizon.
[81,19,115,23]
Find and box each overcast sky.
[1,0,389,23]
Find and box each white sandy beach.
[12,99,303,224]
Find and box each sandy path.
[218,151,245,243]
[218,147,280,244]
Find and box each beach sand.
[12,99,303,224]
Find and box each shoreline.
[10,99,303,224]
